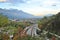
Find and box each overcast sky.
[0,0,60,16]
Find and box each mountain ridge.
[0,8,53,19]
[0,8,40,19]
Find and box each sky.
[0,0,60,16]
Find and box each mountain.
[49,12,60,34]
[0,8,40,19]
[44,14,54,17]
[0,8,53,19]
[44,12,60,35]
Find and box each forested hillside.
[0,12,60,40]
[47,12,60,35]
[0,14,9,27]
[38,12,60,35]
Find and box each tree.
[0,14,9,27]
[2,33,10,40]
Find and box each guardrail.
[49,32,60,38]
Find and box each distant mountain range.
[0,8,53,19]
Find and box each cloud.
[7,0,25,3]
[23,9,60,16]
[42,0,60,5]
[0,0,7,2]
[0,0,29,4]
[0,0,60,16]
[4,0,29,3]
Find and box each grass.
[0,26,17,35]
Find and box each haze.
[0,0,60,16]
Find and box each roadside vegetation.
[0,12,60,40]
